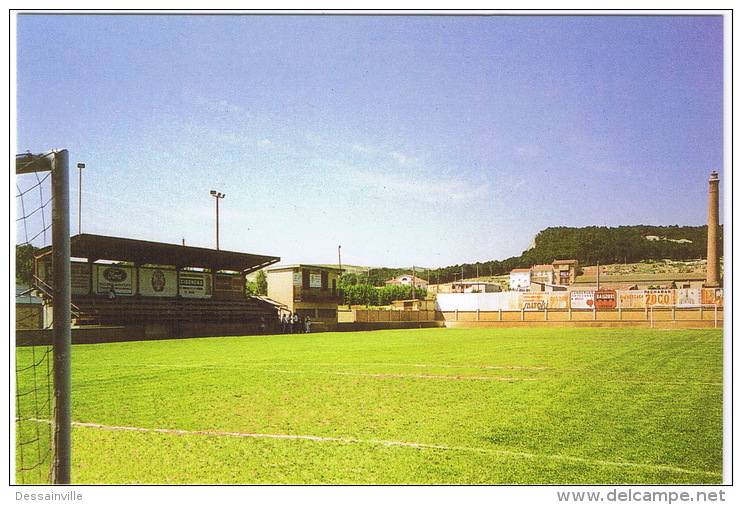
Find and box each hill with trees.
[341,224,719,286]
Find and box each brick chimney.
[705,171,721,287]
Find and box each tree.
[245,269,268,296]
[255,269,268,296]
[16,244,37,285]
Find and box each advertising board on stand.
[570,290,595,309]
[431,288,725,313]
[179,271,212,298]
[310,273,322,288]
[676,289,702,307]
[522,292,549,310]
[499,292,523,310]
[139,267,178,297]
[522,292,569,310]
[594,290,617,309]
[95,264,134,295]
[214,273,245,300]
[701,288,724,306]
[644,289,674,307]
[617,291,645,308]
[70,261,91,295]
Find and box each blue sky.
[14,12,727,268]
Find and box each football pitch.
[16,327,724,485]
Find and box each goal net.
[15,150,72,484]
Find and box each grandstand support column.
[135,262,141,296]
[51,149,72,485]
[87,258,94,295]
[705,171,721,287]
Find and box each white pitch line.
[237,363,554,371]
[617,380,723,387]
[29,419,721,478]
[249,369,538,381]
[106,362,552,371]
[107,363,718,386]
[107,363,537,381]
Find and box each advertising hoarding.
[676,289,702,307]
[522,292,549,310]
[570,290,595,309]
[701,288,724,306]
[594,290,617,309]
[644,289,674,307]
[71,261,91,295]
[549,292,570,309]
[499,292,523,310]
[139,267,178,297]
[95,264,134,295]
[310,273,322,288]
[436,288,723,313]
[521,292,569,310]
[617,291,645,309]
[179,271,212,298]
[214,273,244,299]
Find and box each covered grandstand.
[31,234,281,340]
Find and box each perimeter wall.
[435,288,724,328]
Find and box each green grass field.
[16,327,724,485]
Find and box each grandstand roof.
[265,264,345,272]
[35,234,280,273]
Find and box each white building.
[510,268,531,291]
[385,274,429,289]
[451,281,501,293]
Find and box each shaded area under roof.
[35,234,280,273]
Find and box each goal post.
[50,149,72,484]
[15,149,72,484]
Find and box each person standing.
[305,316,311,334]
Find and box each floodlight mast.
[77,163,85,234]
[210,190,225,250]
